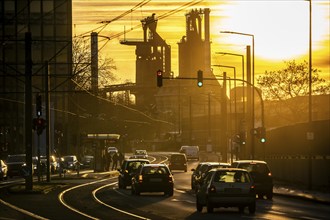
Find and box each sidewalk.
[273,180,330,205]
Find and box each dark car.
[61,155,80,171]
[81,155,94,169]
[191,162,230,191]
[131,163,174,196]
[168,153,187,172]
[118,158,150,189]
[0,159,8,180]
[6,154,26,178]
[196,168,256,214]
[231,160,273,199]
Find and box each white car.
[130,150,148,159]
[196,168,256,214]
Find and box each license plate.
[150,178,162,182]
[225,188,241,193]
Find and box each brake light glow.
[268,172,272,176]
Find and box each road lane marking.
[0,198,49,220]
[58,178,111,220]
[93,183,151,220]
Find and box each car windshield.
[135,150,146,155]
[171,155,185,161]
[7,155,25,163]
[239,163,270,175]
[142,166,169,175]
[214,171,251,183]
[127,161,148,172]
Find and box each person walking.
[112,152,119,170]
[118,152,124,167]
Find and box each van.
[179,145,199,160]
[169,153,187,172]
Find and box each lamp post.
[220,31,255,159]
[217,52,245,116]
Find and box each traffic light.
[33,118,46,135]
[36,94,42,117]
[260,127,266,143]
[197,70,203,87]
[233,132,246,145]
[156,69,163,87]
[252,127,266,143]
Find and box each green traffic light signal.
[197,70,203,87]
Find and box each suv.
[6,154,26,178]
[169,153,187,172]
[231,160,273,199]
[131,163,174,196]
[118,158,150,189]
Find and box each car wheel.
[206,201,213,213]
[167,189,174,196]
[248,202,256,214]
[196,199,203,212]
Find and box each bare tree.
[72,36,117,90]
[257,60,329,101]
[257,60,329,124]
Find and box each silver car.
[196,168,256,214]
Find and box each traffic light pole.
[25,32,33,190]
[45,61,51,182]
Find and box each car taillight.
[208,185,216,193]
[268,172,272,177]
[250,185,256,192]
[138,175,143,183]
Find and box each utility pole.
[221,72,228,162]
[246,45,253,159]
[25,31,33,190]
[45,61,51,182]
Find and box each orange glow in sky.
[72,0,330,83]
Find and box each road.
[0,152,329,220]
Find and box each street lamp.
[220,30,256,159]
[217,52,245,115]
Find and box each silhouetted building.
[0,1,73,157]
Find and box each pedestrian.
[112,152,119,170]
[118,152,124,167]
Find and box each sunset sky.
[72,0,330,84]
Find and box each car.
[191,162,230,190]
[168,153,187,172]
[118,158,150,189]
[0,160,8,180]
[196,168,256,214]
[130,149,148,159]
[231,160,273,200]
[107,147,118,156]
[61,155,80,171]
[179,145,199,160]
[6,154,26,178]
[81,155,94,169]
[131,163,174,196]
